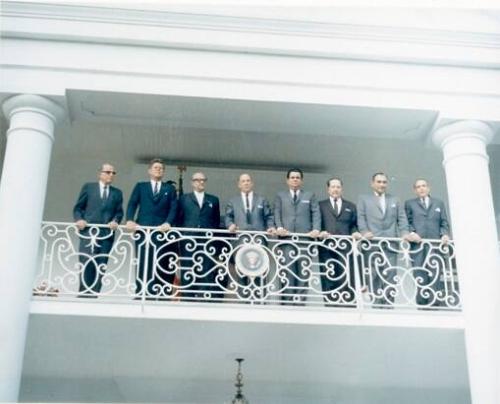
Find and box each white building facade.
[1,2,500,403]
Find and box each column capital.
[2,94,65,124]
[432,120,494,150]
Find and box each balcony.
[21,221,468,403]
[34,221,460,312]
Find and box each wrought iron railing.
[33,221,461,310]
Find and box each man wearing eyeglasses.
[126,158,178,298]
[357,172,409,307]
[73,163,123,296]
[177,172,221,300]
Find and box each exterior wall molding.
[2,2,500,67]
[29,300,466,330]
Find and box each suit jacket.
[225,193,274,231]
[404,196,450,239]
[274,190,321,233]
[73,182,123,225]
[177,192,221,229]
[319,198,358,236]
[126,181,177,226]
[357,193,409,238]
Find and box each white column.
[0,94,64,402]
[432,120,500,404]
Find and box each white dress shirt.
[194,191,205,208]
[241,191,253,211]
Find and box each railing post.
[352,238,365,312]
[141,228,150,307]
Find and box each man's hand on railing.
[126,220,138,231]
[158,223,171,232]
[75,220,87,230]
[266,227,277,235]
[276,227,289,236]
[351,231,362,240]
[319,231,330,239]
[108,221,119,230]
[308,229,320,238]
[407,232,421,243]
[362,231,374,239]
[228,224,238,233]
[441,234,449,245]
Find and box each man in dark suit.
[73,163,123,296]
[405,178,450,307]
[318,177,361,306]
[126,158,178,298]
[357,172,409,306]
[225,173,276,301]
[274,168,321,303]
[177,172,221,300]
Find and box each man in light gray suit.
[225,173,276,300]
[274,168,321,303]
[357,172,409,306]
[225,173,275,234]
[405,178,450,307]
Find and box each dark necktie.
[293,190,298,204]
[102,186,108,202]
[333,198,339,216]
[245,193,252,224]
[154,182,159,195]
[421,198,427,209]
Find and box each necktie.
[379,195,385,215]
[293,190,298,203]
[333,198,339,216]
[245,193,252,224]
[421,198,427,209]
[102,186,108,201]
[153,182,159,195]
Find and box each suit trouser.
[78,229,114,296]
[364,241,398,307]
[410,243,444,307]
[318,243,356,306]
[135,230,176,297]
[278,238,313,303]
[179,235,219,301]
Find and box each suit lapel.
[326,200,337,219]
[337,201,345,217]
[373,195,384,216]
[427,197,433,211]
[417,197,426,210]
[190,193,200,210]
[250,194,259,213]
[147,182,155,200]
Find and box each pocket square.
[257,205,263,209]
[301,200,310,204]
[391,203,396,208]
[208,203,213,208]
[435,207,441,212]
[345,208,352,212]
[164,192,168,195]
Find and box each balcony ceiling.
[58,90,444,172]
[21,308,469,403]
